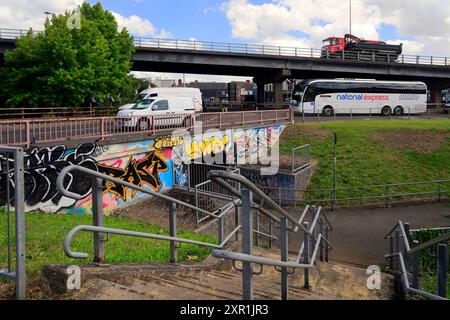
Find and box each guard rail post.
[169,202,177,264]
[437,244,448,298]
[92,177,105,264]
[319,218,324,262]
[404,223,410,270]
[412,240,420,289]
[280,216,289,300]
[303,221,310,289]
[241,188,254,300]
[389,236,394,268]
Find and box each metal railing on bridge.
[0,109,293,147]
[1,28,449,67]
[56,165,332,300]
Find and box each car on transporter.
[291,79,428,116]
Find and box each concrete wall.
[0,124,285,215]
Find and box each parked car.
[116,97,196,131]
[118,87,203,112]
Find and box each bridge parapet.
[1,28,449,67]
[0,109,293,147]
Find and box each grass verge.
[280,119,450,205]
[0,211,216,281]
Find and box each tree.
[0,2,135,108]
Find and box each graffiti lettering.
[98,151,169,201]
[154,135,184,149]
[0,143,98,211]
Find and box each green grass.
[0,211,216,281]
[280,119,450,205]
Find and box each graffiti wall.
[0,124,285,215]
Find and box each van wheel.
[322,106,334,117]
[394,106,404,116]
[381,106,391,116]
[137,118,151,131]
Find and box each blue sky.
[88,0,403,43]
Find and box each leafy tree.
[0,2,135,108]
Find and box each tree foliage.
[0,2,135,108]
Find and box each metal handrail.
[57,165,216,219]
[208,170,312,234]
[212,234,333,270]
[63,225,240,259]
[385,221,449,300]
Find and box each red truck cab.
[322,37,345,54]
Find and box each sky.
[1,0,449,81]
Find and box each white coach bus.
[291,79,428,116]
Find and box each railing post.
[234,204,240,241]
[241,188,254,300]
[280,217,289,300]
[384,185,389,208]
[268,219,273,249]
[389,236,394,269]
[255,212,260,247]
[412,240,419,289]
[319,218,324,262]
[218,213,224,245]
[437,182,442,202]
[14,148,26,300]
[92,177,105,264]
[437,244,448,298]
[169,202,177,264]
[395,230,400,269]
[303,222,310,289]
[404,223,410,270]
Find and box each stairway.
[68,248,395,300]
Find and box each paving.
[286,202,450,267]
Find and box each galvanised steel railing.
[385,222,449,300]
[290,144,311,173]
[1,28,449,67]
[56,165,332,300]
[0,109,293,147]
[208,170,333,300]
[258,179,450,208]
[0,146,26,300]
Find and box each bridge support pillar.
[274,82,284,107]
[254,80,266,105]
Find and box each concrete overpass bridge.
[1,28,450,104]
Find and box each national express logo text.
[336,94,390,101]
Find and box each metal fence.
[297,105,450,123]
[258,179,450,209]
[385,222,449,300]
[0,146,26,300]
[2,28,449,67]
[0,109,292,147]
[291,144,311,173]
[0,107,118,119]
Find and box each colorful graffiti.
[153,135,184,150]
[184,136,229,161]
[98,151,169,201]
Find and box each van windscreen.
[132,99,155,110]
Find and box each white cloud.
[0,0,171,38]
[223,0,450,56]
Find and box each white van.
[116,96,196,131]
[119,87,203,112]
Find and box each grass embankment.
[280,119,450,205]
[0,211,216,281]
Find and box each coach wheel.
[394,106,404,116]
[322,106,334,117]
[137,118,151,131]
[381,106,391,116]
